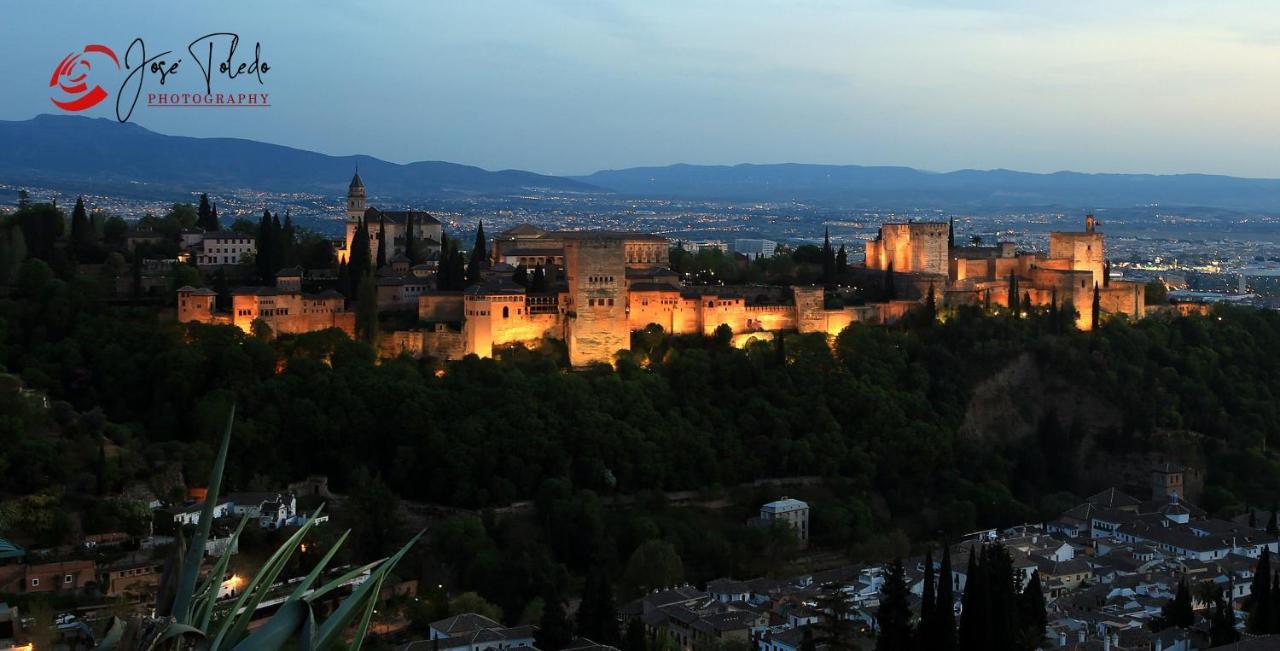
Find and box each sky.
[4,0,1280,178]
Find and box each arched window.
[503,306,509,319]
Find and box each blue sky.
[4,0,1280,177]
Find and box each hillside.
[0,114,601,199]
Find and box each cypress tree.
[1103,260,1111,286]
[935,545,957,651]
[919,550,936,648]
[1022,290,1032,315]
[835,244,848,275]
[948,217,955,248]
[356,270,379,344]
[1162,578,1194,628]
[958,548,982,651]
[1008,272,1019,316]
[513,264,529,288]
[821,228,834,288]
[1250,550,1272,633]
[405,211,417,264]
[197,193,213,231]
[271,212,284,275]
[1210,587,1240,646]
[376,216,387,269]
[71,196,90,250]
[349,218,371,298]
[210,204,220,231]
[816,583,856,651]
[530,264,548,294]
[875,558,912,651]
[624,619,645,651]
[1019,570,1047,644]
[467,221,487,284]
[1269,504,1279,535]
[1091,282,1101,330]
[884,260,896,300]
[800,627,817,651]
[256,209,273,282]
[925,283,937,320]
[537,583,574,651]
[578,568,619,644]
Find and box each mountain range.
[0,115,597,199]
[6,114,1280,211]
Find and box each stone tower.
[564,236,630,367]
[346,171,366,221]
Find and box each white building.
[760,498,810,547]
[733,239,777,259]
[194,231,256,268]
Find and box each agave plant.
[96,405,421,650]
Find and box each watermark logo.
[49,44,120,112]
[48,33,272,122]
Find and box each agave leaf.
[347,572,386,651]
[312,530,422,650]
[298,602,317,651]
[156,621,207,643]
[195,514,252,630]
[228,599,310,651]
[174,403,237,624]
[287,528,350,602]
[155,527,188,618]
[94,616,125,650]
[305,560,380,603]
[209,507,326,649]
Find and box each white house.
[171,500,233,526]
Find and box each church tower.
[346,171,366,220]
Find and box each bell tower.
[346,170,366,221]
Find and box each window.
[502,306,509,319]
[31,578,39,587]
[64,574,74,584]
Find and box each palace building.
[335,173,444,264]
[177,174,1145,365]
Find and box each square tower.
[563,236,630,366]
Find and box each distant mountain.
[0,114,600,199]
[574,163,1280,211]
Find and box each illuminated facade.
[335,173,444,264]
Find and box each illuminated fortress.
[179,176,1145,366]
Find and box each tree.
[405,211,417,264]
[1210,587,1240,646]
[621,540,683,598]
[1269,505,1278,535]
[801,626,817,651]
[356,270,379,345]
[71,196,93,255]
[530,264,548,294]
[1145,281,1169,305]
[1250,550,1272,634]
[821,228,834,288]
[1091,282,1102,331]
[513,264,529,288]
[348,218,371,297]
[958,548,984,651]
[1008,272,1019,316]
[1103,260,1111,287]
[197,194,217,231]
[934,545,957,651]
[1162,578,1194,629]
[835,244,848,275]
[376,213,387,269]
[578,567,619,644]
[816,583,857,651]
[875,558,912,651]
[449,592,504,622]
[948,217,955,248]
[920,550,936,645]
[17,188,29,209]
[467,221,487,285]
[1019,571,1047,646]
[256,209,275,282]
[884,260,896,300]
[624,619,646,651]
[925,283,937,320]
[537,581,574,651]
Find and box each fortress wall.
[419,294,464,322]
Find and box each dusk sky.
[4,0,1280,177]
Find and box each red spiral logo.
[49,44,120,112]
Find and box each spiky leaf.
[173,404,236,623]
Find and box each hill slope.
[0,114,600,198]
